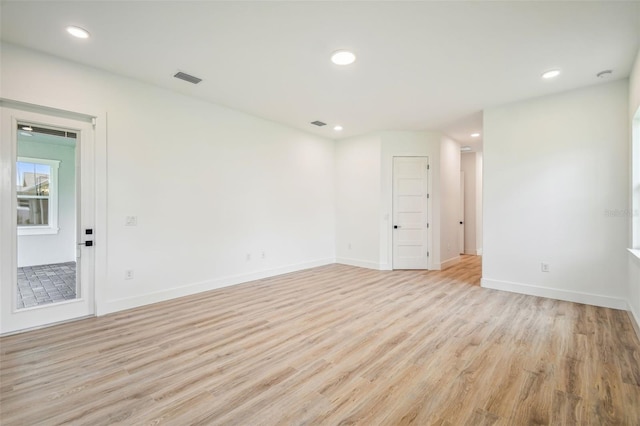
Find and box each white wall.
[335,134,381,269]
[475,151,483,255]
[483,80,629,309]
[460,152,482,255]
[628,47,640,330]
[1,43,336,316]
[439,136,461,267]
[460,154,475,254]
[16,137,76,267]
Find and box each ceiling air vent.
[174,71,202,85]
[311,120,327,127]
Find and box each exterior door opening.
[1,105,95,334]
[16,124,79,309]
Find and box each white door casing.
[392,156,429,269]
[0,106,95,334]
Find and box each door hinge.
[427,251,430,257]
[427,223,429,228]
[427,164,430,170]
[91,117,96,128]
[427,193,430,199]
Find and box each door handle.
[394,225,401,229]
[78,241,93,247]
[459,221,464,225]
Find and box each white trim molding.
[378,263,392,271]
[99,258,335,315]
[336,257,383,271]
[481,278,627,310]
[628,302,640,341]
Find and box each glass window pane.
[17,162,51,196]
[17,197,49,226]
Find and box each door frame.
[0,99,107,334]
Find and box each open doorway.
[16,126,78,308]
[460,151,483,256]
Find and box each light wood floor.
[1,256,639,425]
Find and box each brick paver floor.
[16,262,77,309]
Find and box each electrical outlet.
[348,243,352,250]
[246,253,251,261]
[125,216,137,226]
[261,251,266,259]
[541,263,550,273]
[125,269,134,280]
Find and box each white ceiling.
[1,1,639,147]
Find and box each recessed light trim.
[334,125,343,131]
[470,132,480,138]
[66,26,90,39]
[541,69,561,79]
[22,126,33,131]
[331,50,356,66]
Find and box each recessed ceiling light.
[22,126,33,131]
[20,132,33,137]
[66,26,90,39]
[541,69,561,79]
[470,132,480,138]
[334,125,343,131]
[331,50,356,66]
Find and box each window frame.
[16,156,60,236]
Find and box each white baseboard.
[336,257,383,270]
[628,302,640,341]
[1,314,93,337]
[99,257,335,315]
[378,263,392,271]
[440,256,461,270]
[481,278,627,310]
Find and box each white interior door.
[1,106,95,334]
[459,171,465,255]
[392,156,429,269]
